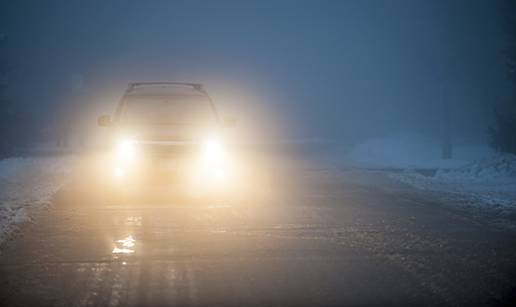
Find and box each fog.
[0,0,511,148]
[3,3,516,305]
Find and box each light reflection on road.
[112,235,136,254]
[125,216,142,226]
[112,215,142,256]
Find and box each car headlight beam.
[116,138,137,162]
[202,138,226,163]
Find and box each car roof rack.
[127,82,205,93]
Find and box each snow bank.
[392,154,516,209]
[434,154,516,181]
[341,134,516,212]
[345,133,492,169]
[0,156,76,243]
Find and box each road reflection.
[125,216,142,226]
[112,215,143,255]
[112,235,136,254]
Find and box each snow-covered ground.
[340,133,516,213]
[0,156,76,244]
[343,133,492,169]
[391,154,516,211]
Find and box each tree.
[489,0,516,154]
[0,32,14,157]
[0,32,31,158]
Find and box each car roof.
[124,82,207,97]
[113,82,219,121]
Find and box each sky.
[0,0,511,144]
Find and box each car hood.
[114,124,219,143]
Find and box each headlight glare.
[116,138,137,162]
[202,138,226,163]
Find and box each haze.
[0,0,509,145]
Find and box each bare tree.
[489,0,516,154]
[0,32,14,157]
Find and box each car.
[97,82,245,201]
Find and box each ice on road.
[0,156,76,243]
[0,155,516,306]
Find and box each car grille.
[138,143,199,157]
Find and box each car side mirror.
[97,115,111,127]
[223,116,237,128]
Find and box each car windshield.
[118,95,217,125]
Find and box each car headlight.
[194,137,231,184]
[115,138,137,162]
[201,137,226,163]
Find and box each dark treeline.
[0,33,32,158]
[489,0,516,154]
[0,31,60,158]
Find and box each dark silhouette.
[0,33,21,158]
[489,1,516,154]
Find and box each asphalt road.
[1,156,516,307]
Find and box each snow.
[0,156,76,244]
[341,133,516,212]
[344,133,492,169]
[391,154,516,210]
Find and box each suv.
[97,82,237,198]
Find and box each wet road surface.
[1,157,516,306]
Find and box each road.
[1,155,516,306]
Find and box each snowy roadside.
[342,133,492,169]
[390,154,516,213]
[0,155,77,244]
[319,133,516,216]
